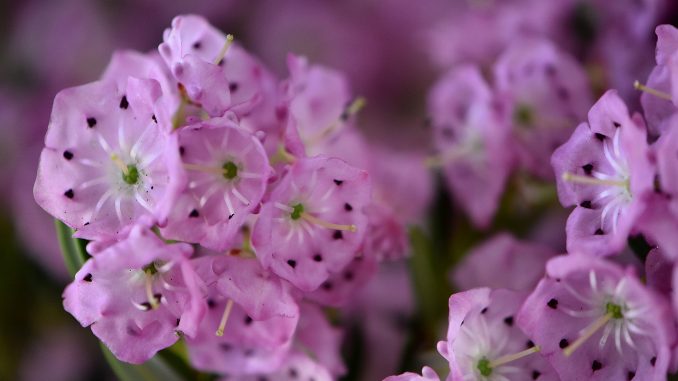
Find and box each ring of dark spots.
[481,307,488,314]
[344,271,354,281]
[594,132,606,141]
[503,316,514,326]
[64,189,74,199]
[321,282,333,291]
[83,273,93,282]
[334,179,344,186]
[650,356,656,366]
[228,82,239,92]
[559,338,569,348]
[313,254,323,262]
[192,41,201,50]
[592,360,603,371]
[580,200,592,209]
[532,370,541,380]
[244,316,253,325]
[189,209,200,218]
[627,371,635,380]
[86,117,97,128]
[526,340,535,348]
[63,150,74,160]
[582,163,594,175]
[344,203,353,211]
[220,343,232,351]
[547,298,558,309]
[287,259,297,268]
[120,95,129,109]
[333,230,343,240]
[594,228,604,235]
[152,114,157,124]
[613,121,621,128]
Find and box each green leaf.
[101,342,186,381]
[54,219,88,277]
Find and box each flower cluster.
[33,15,432,378]
[386,24,678,381]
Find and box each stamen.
[308,97,367,145]
[214,34,235,65]
[633,80,672,101]
[563,313,612,357]
[301,212,356,232]
[111,154,129,175]
[270,144,297,165]
[145,276,159,310]
[215,299,235,337]
[489,346,541,368]
[562,172,627,187]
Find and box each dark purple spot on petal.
[86,117,97,128]
[532,370,541,380]
[613,121,621,128]
[582,163,594,175]
[344,203,353,211]
[63,150,73,160]
[592,360,603,371]
[244,316,253,325]
[83,273,92,282]
[559,338,569,348]
[595,228,604,235]
[627,371,635,380]
[594,133,606,141]
[189,209,199,218]
[526,340,535,348]
[228,82,239,92]
[207,299,216,309]
[175,318,180,327]
[481,307,488,314]
[179,146,185,156]
[333,230,343,240]
[192,41,201,50]
[547,298,558,309]
[322,282,333,291]
[313,254,323,262]
[64,189,74,199]
[287,259,297,268]
[119,95,129,109]
[650,357,656,366]
[334,179,344,186]
[580,200,592,209]
[344,271,354,281]
[152,114,157,124]
[503,316,514,326]
[220,343,232,351]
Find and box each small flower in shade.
[383,366,441,381]
[160,116,271,250]
[517,255,675,381]
[438,288,558,381]
[655,115,678,204]
[362,203,409,261]
[551,90,655,256]
[295,303,346,377]
[62,225,204,364]
[223,352,333,381]
[252,155,371,292]
[158,14,232,117]
[494,38,592,179]
[452,233,557,292]
[185,294,296,376]
[427,65,514,228]
[638,25,678,136]
[305,249,379,307]
[34,78,183,241]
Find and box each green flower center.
[122,164,140,185]
[142,262,158,275]
[290,203,304,220]
[222,161,238,180]
[477,357,492,377]
[606,302,623,319]
[513,104,535,127]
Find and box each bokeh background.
[2,1,678,380]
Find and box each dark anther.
[582,163,594,175]
[559,339,569,348]
[547,298,558,309]
[120,95,129,109]
[334,179,344,186]
[580,200,592,209]
[63,150,74,160]
[86,117,97,128]
[592,360,603,371]
[344,203,353,211]
[287,259,297,268]
[503,316,514,326]
[189,209,200,218]
[333,230,343,240]
[83,273,93,282]
[64,189,74,199]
